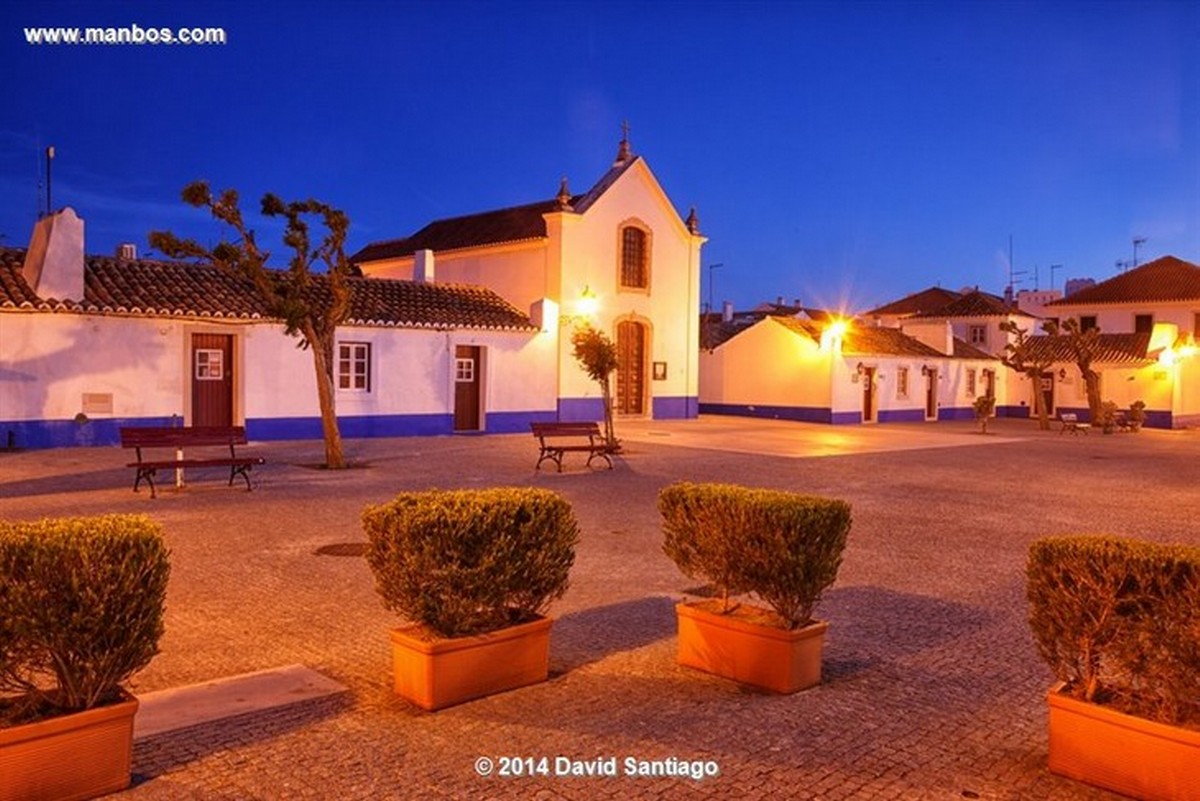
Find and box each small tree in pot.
[1027,535,1200,800]
[1,515,170,801]
[973,394,997,434]
[659,482,851,693]
[363,487,578,710]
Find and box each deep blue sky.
[3,1,1197,312]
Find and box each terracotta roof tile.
[1046,256,1200,306]
[349,198,572,263]
[913,290,1022,319]
[0,248,535,332]
[952,338,994,359]
[349,157,645,264]
[1022,333,1153,365]
[773,317,950,358]
[865,286,962,317]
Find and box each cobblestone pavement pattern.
[3,417,1194,800]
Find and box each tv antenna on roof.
[1132,236,1147,267]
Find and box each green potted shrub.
[0,515,170,801]
[973,394,996,434]
[363,487,578,711]
[1027,536,1200,801]
[1128,400,1147,432]
[659,482,851,693]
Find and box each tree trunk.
[600,374,618,452]
[305,322,346,469]
[1084,370,1102,421]
[1030,369,1050,430]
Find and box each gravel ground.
[2,416,1196,800]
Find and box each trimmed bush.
[659,482,851,629]
[1027,535,1200,725]
[0,515,170,723]
[363,487,579,638]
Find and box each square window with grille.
[455,358,475,382]
[966,369,976,397]
[896,367,909,399]
[968,325,987,346]
[338,342,371,392]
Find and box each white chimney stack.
[22,207,85,302]
[722,301,734,323]
[413,249,435,283]
[116,243,137,261]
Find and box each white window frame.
[896,366,909,399]
[968,325,987,346]
[195,349,224,380]
[337,342,371,393]
[455,357,475,383]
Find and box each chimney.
[413,249,435,283]
[776,295,784,307]
[22,207,85,302]
[116,243,137,261]
[722,301,734,323]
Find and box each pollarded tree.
[570,324,620,451]
[1042,318,1103,422]
[150,183,352,468]
[998,319,1054,431]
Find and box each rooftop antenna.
[45,146,55,215]
[1132,236,1147,267]
[1049,263,1063,292]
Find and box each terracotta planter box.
[0,694,138,801]
[676,601,829,693]
[390,616,552,711]
[1048,683,1200,801]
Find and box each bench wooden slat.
[118,425,263,497]
[530,422,612,473]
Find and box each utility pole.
[707,263,723,316]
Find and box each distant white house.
[1,209,551,449]
[1036,256,1200,428]
[700,313,999,425]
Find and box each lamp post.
[706,263,723,316]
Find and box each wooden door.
[454,346,481,431]
[616,322,646,415]
[191,333,233,427]
[862,367,876,422]
[1040,372,1055,416]
[925,368,938,420]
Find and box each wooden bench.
[120,426,265,498]
[530,422,613,472]
[1059,413,1091,435]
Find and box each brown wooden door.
[925,368,938,420]
[191,333,233,427]
[862,367,875,422]
[1040,372,1055,416]
[616,322,646,415]
[454,346,481,431]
